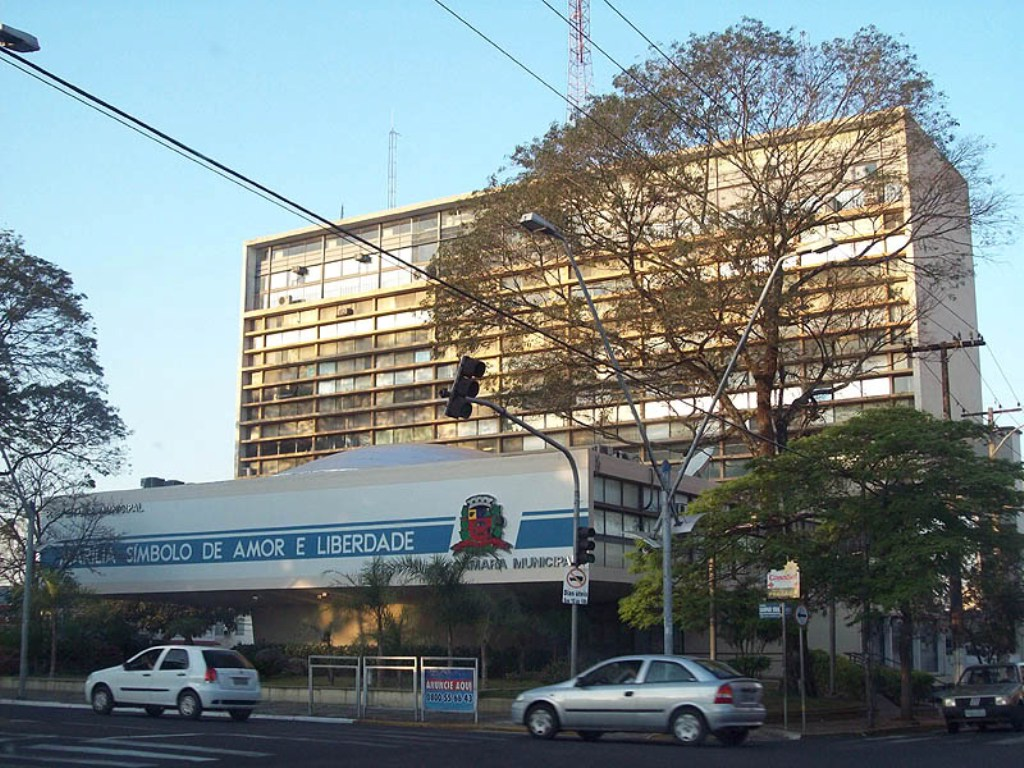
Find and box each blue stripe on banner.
[61,522,455,569]
[514,511,588,549]
[49,509,591,570]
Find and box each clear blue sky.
[2,1,1021,492]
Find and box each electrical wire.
[0,46,783,461]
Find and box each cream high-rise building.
[236,115,982,482]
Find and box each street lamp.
[517,212,658,465]
[3,20,40,700]
[519,211,669,673]
[664,236,836,657]
[18,500,36,699]
[4,20,40,699]
[522,210,836,656]
[0,23,39,53]
[990,425,1023,459]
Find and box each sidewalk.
[0,678,945,740]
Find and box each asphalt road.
[2,701,1024,768]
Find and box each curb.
[0,696,945,739]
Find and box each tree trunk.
[49,611,57,679]
[862,617,876,729]
[898,609,914,720]
[480,641,488,688]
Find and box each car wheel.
[577,730,603,742]
[144,706,164,718]
[229,709,252,722]
[525,703,559,739]
[715,728,749,746]
[946,720,960,734]
[177,690,203,720]
[91,685,114,716]
[671,707,707,745]
[1013,708,1024,732]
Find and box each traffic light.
[442,355,487,419]
[575,526,596,566]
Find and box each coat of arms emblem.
[452,494,512,553]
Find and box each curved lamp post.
[3,21,41,699]
[520,209,836,656]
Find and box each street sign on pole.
[795,604,809,626]
[562,564,589,605]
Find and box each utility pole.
[906,335,985,681]
[961,406,1023,458]
[905,337,985,419]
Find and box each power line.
[0,46,784,460]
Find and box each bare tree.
[431,20,1007,459]
[0,230,127,653]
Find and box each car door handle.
[176,673,186,677]
[624,691,634,697]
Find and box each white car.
[85,645,261,721]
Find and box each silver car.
[941,663,1024,733]
[511,654,765,745]
[85,645,261,721]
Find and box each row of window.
[238,393,915,478]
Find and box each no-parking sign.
[562,564,589,605]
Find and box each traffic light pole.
[469,397,582,677]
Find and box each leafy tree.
[397,553,481,658]
[430,20,1005,460]
[0,229,127,587]
[961,539,1024,663]
[640,408,1023,721]
[113,599,242,644]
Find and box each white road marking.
[97,739,270,757]
[30,744,215,762]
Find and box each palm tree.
[336,557,400,654]
[34,567,82,678]
[397,553,480,659]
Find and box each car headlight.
[943,698,955,707]
[995,696,1008,706]
[515,693,525,702]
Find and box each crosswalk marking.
[98,738,270,757]
[30,744,216,762]
[0,757,149,767]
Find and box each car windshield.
[690,659,743,680]
[960,665,1017,685]
[202,650,253,670]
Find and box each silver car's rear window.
[202,650,254,670]
[690,659,743,679]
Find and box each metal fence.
[306,655,478,722]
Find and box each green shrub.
[731,655,771,678]
[810,649,935,703]
[873,665,935,705]
[810,649,866,700]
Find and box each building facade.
[58,445,705,652]
[236,117,982,481]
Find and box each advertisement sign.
[767,561,801,599]
[422,667,476,713]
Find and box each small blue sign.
[423,667,476,713]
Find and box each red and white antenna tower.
[567,0,592,123]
